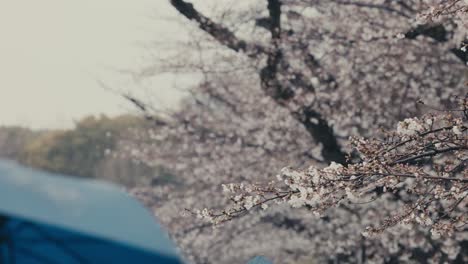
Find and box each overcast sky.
[0,0,193,129]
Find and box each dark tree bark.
[404,23,467,65]
[170,0,265,57]
[168,0,347,164]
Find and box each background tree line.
[0,115,173,187]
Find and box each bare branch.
[169,0,265,57]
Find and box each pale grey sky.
[0,0,192,129]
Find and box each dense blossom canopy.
[123,0,468,263]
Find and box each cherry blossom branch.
[169,0,266,57]
[197,105,467,240]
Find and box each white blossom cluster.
[397,118,425,136]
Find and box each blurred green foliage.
[0,115,173,187]
[20,115,142,178]
[0,126,42,159]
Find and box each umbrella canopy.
[247,256,273,264]
[0,159,182,263]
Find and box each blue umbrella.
[0,160,183,263]
[247,256,273,264]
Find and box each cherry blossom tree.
[122,0,468,263]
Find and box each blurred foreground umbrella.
[247,256,273,264]
[0,160,182,263]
